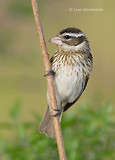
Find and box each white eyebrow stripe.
[62,32,85,38]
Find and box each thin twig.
[31,0,67,159]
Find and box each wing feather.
[63,76,89,112]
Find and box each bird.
[39,27,93,138]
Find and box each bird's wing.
[50,56,54,64]
[50,51,58,64]
[63,76,89,112]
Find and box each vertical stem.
[31,0,67,159]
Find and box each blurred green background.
[0,0,115,159]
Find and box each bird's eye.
[64,35,70,39]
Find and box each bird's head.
[49,27,90,53]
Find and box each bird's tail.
[39,106,56,138]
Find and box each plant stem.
[31,0,67,159]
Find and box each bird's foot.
[44,70,55,77]
[50,108,62,117]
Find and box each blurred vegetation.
[8,1,32,17]
[0,101,115,160]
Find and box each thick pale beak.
[49,35,62,45]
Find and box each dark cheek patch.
[77,36,85,45]
[63,36,85,46]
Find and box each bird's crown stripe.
[62,32,85,38]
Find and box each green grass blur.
[0,0,115,159]
[0,101,115,160]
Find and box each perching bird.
[39,27,93,138]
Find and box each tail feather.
[39,107,55,138]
